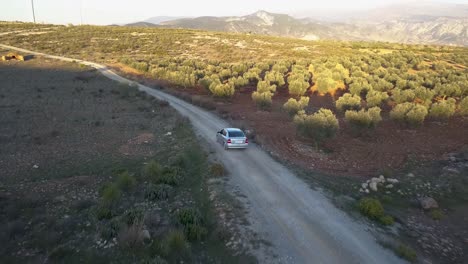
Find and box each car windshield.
[228,131,244,137]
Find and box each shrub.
[158,167,181,186]
[396,244,417,262]
[391,89,415,104]
[95,205,113,220]
[390,103,428,127]
[366,90,389,107]
[210,163,225,177]
[429,98,456,119]
[264,71,285,86]
[283,96,309,116]
[116,171,136,191]
[459,97,468,115]
[161,230,190,258]
[118,221,145,249]
[336,93,361,112]
[123,208,144,225]
[288,79,309,97]
[143,160,162,181]
[358,198,384,220]
[379,215,394,226]
[293,109,339,142]
[177,208,206,241]
[345,107,382,130]
[209,81,235,97]
[145,184,173,200]
[101,184,121,205]
[252,91,273,110]
[429,208,444,220]
[257,80,276,93]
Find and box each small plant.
[458,97,468,115]
[293,109,339,143]
[177,208,207,241]
[123,208,144,225]
[345,107,382,130]
[335,93,361,112]
[429,98,456,119]
[95,205,113,220]
[358,198,384,219]
[210,163,225,177]
[283,96,309,116]
[429,208,444,220]
[378,215,394,226]
[143,160,162,181]
[145,184,174,200]
[390,102,428,127]
[101,184,121,205]
[116,171,136,191]
[118,221,145,249]
[161,230,190,258]
[396,244,417,262]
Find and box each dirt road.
[1,43,403,263]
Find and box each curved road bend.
[1,43,403,264]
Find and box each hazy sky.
[2,0,467,25]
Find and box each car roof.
[225,128,242,132]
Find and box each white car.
[216,128,248,150]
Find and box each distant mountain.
[160,11,342,40]
[125,21,159,28]
[128,3,468,46]
[144,16,188,25]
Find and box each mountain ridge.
[125,5,468,46]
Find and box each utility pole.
[31,0,36,23]
[80,0,83,25]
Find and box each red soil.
[109,65,468,178]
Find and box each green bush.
[95,205,113,220]
[264,71,285,86]
[396,244,417,262]
[209,81,235,97]
[144,184,173,200]
[293,109,339,142]
[358,198,384,220]
[345,107,382,130]
[101,184,121,205]
[379,215,394,226]
[158,167,181,186]
[429,98,456,119]
[252,91,273,110]
[283,96,309,116]
[458,97,468,115]
[177,208,206,241]
[288,79,309,97]
[390,102,428,127]
[336,93,361,112]
[143,160,162,181]
[123,208,144,225]
[429,208,444,220]
[161,230,190,258]
[366,90,389,107]
[116,171,136,191]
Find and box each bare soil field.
[0,53,253,263]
